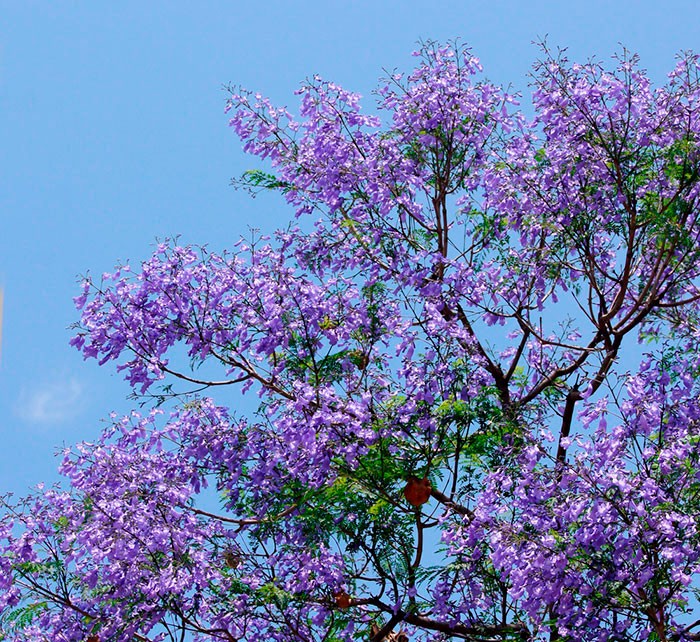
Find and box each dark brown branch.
[402,611,531,641]
[555,387,583,469]
[188,504,297,527]
[430,488,474,519]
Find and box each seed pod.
[349,349,370,370]
[403,476,431,506]
[223,549,242,569]
[333,590,351,609]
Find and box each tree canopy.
[3,42,700,642]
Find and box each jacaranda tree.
[4,41,700,642]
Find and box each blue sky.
[1,0,699,497]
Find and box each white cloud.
[17,377,85,424]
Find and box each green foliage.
[0,601,48,640]
[237,169,291,194]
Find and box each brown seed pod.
[349,349,370,370]
[333,590,352,609]
[403,476,431,506]
[370,623,409,641]
[223,549,242,569]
